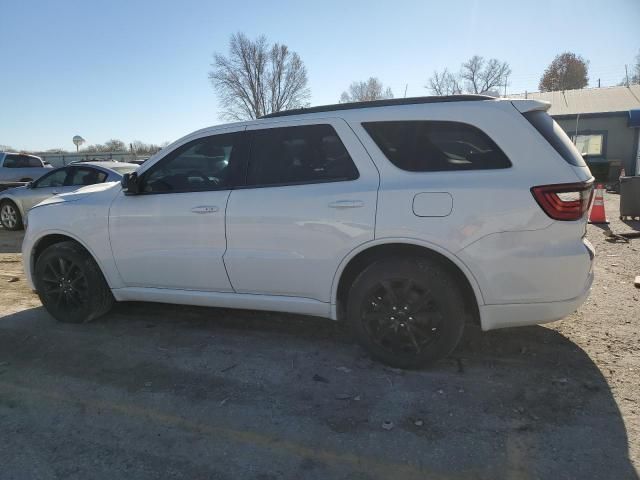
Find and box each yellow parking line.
[0,379,479,480]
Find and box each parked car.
[0,152,52,184]
[1,161,138,230]
[22,96,595,368]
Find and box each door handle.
[52,191,59,195]
[191,205,219,214]
[328,200,364,209]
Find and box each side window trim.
[234,176,358,190]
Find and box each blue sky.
[1,0,638,151]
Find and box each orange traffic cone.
[589,183,609,224]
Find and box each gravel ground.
[0,192,638,480]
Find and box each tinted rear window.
[247,124,359,186]
[522,110,586,167]
[362,121,511,172]
[3,154,42,168]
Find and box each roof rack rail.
[261,94,495,119]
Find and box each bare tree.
[0,145,15,152]
[620,49,640,86]
[340,77,393,103]
[539,52,589,92]
[426,68,461,96]
[427,56,510,96]
[130,140,166,155]
[210,33,310,120]
[103,139,127,152]
[82,139,126,153]
[460,56,511,94]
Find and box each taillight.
[531,182,594,221]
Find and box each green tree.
[539,52,589,92]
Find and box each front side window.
[66,167,108,186]
[34,169,68,188]
[246,124,358,186]
[142,132,242,193]
[363,121,511,172]
[572,134,604,156]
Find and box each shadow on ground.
[0,303,637,479]
[0,226,23,254]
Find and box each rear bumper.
[479,269,593,331]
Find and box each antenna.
[625,65,630,87]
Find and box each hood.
[33,181,121,208]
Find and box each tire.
[0,200,23,230]
[346,256,465,369]
[34,241,114,323]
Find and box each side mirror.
[26,181,34,189]
[121,172,141,195]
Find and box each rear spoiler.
[510,99,551,113]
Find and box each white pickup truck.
[0,152,52,185]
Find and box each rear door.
[224,118,379,303]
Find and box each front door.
[24,168,76,211]
[109,128,245,291]
[224,119,379,303]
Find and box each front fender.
[21,188,122,291]
[0,193,26,218]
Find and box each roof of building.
[508,85,640,116]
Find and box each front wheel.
[347,257,465,369]
[0,200,22,230]
[34,241,114,323]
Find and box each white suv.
[22,96,595,368]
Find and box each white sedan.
[0,161,138,230]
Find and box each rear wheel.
[0,200,22,230]
[34,241,114,323]
[347,257,465,369]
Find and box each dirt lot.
[1,193,638,480]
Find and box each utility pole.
[598,78,600,88]
[503,73,508,97]
[625,65,630,87]
[404,84,408,98]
